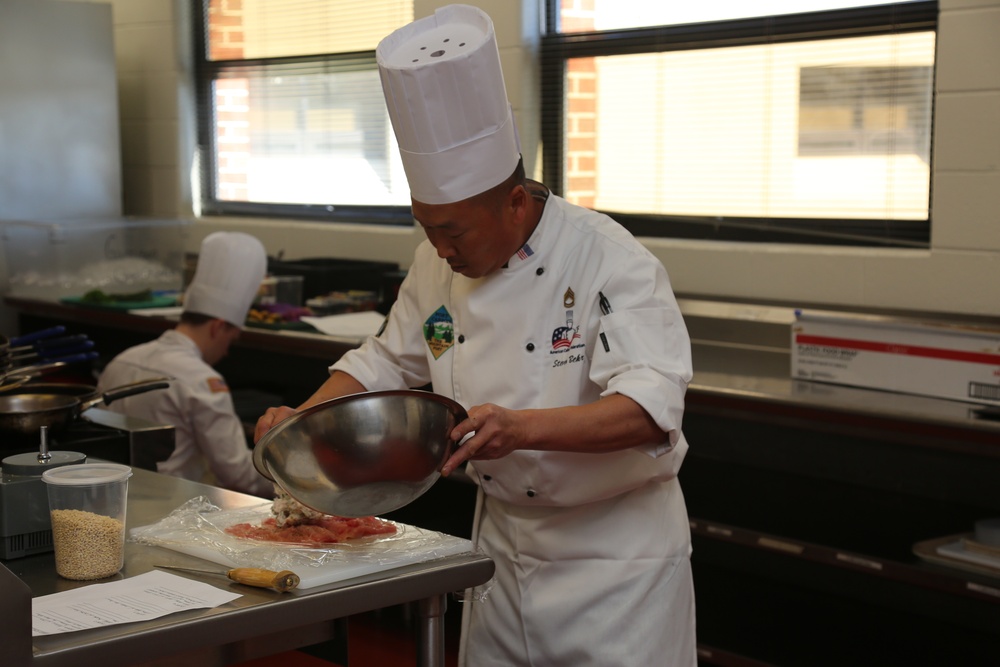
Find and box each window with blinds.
[194,0,414,222]
[542,1,937,246]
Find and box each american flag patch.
[551,326,580,350]
[516,243,534,260]
[207,377,230,393]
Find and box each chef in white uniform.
[255,5,696,665]
[99,232,273,497]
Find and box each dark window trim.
[192,0,215,217]
[616,214,931,247]
[198,201,414,224]
[543,3,937,55]
[541,1,938,248]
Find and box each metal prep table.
[0,468,494,667]
[12,296,1000,663]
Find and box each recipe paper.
[32,570,241,636]
[300,311,386,339]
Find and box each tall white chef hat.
[183,232,267,327]
[376,4,520,205]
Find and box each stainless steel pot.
[254,389,467,518]
[0,382,99,401]
[0,378,170,436]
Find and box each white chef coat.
[97,330,273,497]
[333,190,696,665]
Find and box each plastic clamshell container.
[1,217,191,300]
[256,275,305,306]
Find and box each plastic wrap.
[129,497,479,588]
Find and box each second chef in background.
[99,232,273,497]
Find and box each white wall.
[84,0,1000,318]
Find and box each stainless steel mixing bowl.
[253,389,468,518]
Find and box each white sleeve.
[187,376,273,497]
[331,245,435,390]
[589,252,692,456]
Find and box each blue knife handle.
[36,341,96,360]
[41,352,99,365]
[11,326,67,346]
[33,334,90,349]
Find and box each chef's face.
[412,188,520,279]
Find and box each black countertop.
[9,295,1000,448]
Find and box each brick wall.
[560,0,597,208]
[208,0,249,202]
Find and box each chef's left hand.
[254,405,298,443]
[443,403,525,476]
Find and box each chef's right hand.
[254,406,298,443]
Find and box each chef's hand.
[442,404,525,476]
[254,406,298,443]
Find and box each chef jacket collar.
[504,184,551,271]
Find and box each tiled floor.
[235,605,461,667]
[236,650,335,667]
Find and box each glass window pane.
[207,0,413,60]
[564,32,933,220]
[211,64,409,206]
[202,0,414,209]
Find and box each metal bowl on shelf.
[253,390,468,518]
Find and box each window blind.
[195,0,414,222]
[541,0,937,247]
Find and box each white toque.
[376,4,521,205]
[183,232,267,327]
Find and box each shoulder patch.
[423,306,454,360]
[206,377,230,393]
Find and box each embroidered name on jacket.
[424,306,454,359]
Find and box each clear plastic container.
[41,463,133,580]
[256,275,304,306]
[1,217,191,300]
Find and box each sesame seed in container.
[42,463,133,581]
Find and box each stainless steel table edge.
[16,555,494,667]
[5,468,494,667]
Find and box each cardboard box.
[791,311,1000,406]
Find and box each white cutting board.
[937,540,1000,572]
[130,501,475,590]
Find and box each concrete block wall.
[65,0,1000,318]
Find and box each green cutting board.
[61,295,179,310]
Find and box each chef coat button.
[483,475,492,481]
[526,343,535,352]
[536,267,544,276]
[526,489,536,498]
[458,334,465,344]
